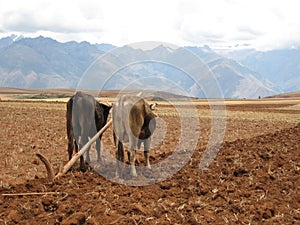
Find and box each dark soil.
[0,101,299,224]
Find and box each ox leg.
[86,146,91,164]
[116,140,124,178]
[127,150,140,164]
[128,148,137,177]
[85,137,92,164]
[144,139,151,169]
[74,139,79,156]
[74,137,86,171]
[79,136,88,172]
[128,139,138,177]
[117,140,124,162]
[96,137,101,162]
[85,145,92,164]
[67,138,74,161]
[135,140,142,164]
[79,156,86,172]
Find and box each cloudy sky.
[0,0,299,50]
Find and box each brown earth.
[0,99,299,224]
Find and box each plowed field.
[0,99,299,224]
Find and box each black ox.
[66,91,111,171]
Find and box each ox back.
[112,95,156,177]
[66,91,111,171]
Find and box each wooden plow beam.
[37,119,112,181]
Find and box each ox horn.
[150,103,158,110]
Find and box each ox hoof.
[130,169,137,177]
[80,166,87,172]
[97,157,102,163]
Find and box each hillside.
[221,48,300,93]
[0,87,190,101]
[0,35,287,98]
[266,91,300,99]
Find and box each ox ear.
[150,103,158,110]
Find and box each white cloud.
[0,0,300,50]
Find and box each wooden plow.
[36,119,112,182]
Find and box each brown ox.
[112,95,157,177]
[66,91,111,171]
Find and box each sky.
[0,0,299,50]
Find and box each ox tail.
[36,152,55,182]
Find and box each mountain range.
[0,35,299,98]
[221,48,300,93]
